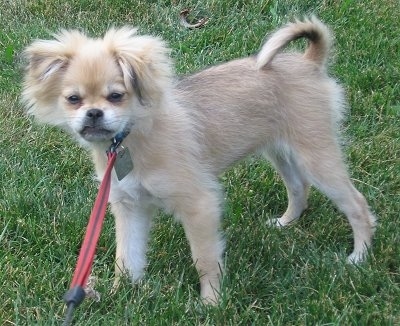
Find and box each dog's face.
[60,47,131,142]
[22,28,172,145]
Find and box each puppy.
[22,17,376,304]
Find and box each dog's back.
[175,17,342,173]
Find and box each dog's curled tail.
[256,16,332,69]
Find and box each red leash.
[71,151,116,288]
[63,132,128,325]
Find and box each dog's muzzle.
[79,109,113,141]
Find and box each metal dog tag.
[114,147,133,181]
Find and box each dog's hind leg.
[263,145,310,226]
[291,140,376,263]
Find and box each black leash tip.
[63,303,76,326]
[63,286,86,325]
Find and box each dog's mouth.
[79,126,114,142]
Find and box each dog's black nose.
[86,109,104,120]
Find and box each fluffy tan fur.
[22,17,376,304]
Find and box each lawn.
[0,0,399,324]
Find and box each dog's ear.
[104,27,173,106]
[24,30,87,81]
[22,30,87,124]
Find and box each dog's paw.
[347,251,367,264]
[200,280,220,306]
[201,291,219,306]
[267,215,297,228]
[111,277,121,294]
[267,218,285,228]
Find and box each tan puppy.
[22,17,376,303]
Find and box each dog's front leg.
[175,190,224,304]
[110,199,154,286]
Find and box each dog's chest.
[108,172,163,208]
[109,172,143,202]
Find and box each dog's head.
[22,27,172,145]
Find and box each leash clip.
[107,130,130,154]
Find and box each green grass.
[1,0,399,324]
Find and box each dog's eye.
[107,92,124,103]
[66,95,81,105]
